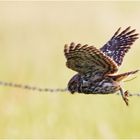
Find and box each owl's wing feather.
[64,42,118,74]
[100,26,139,66]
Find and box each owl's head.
[68,74,81,94]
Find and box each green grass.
[0,1,140,139]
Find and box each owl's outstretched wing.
[100,26,139,66]
[64,42,118,74]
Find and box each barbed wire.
[116,92,140,97]
[125,93,140,97]
[0,80,140,97]
[0,81,68,92]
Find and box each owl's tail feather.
[108,70,139,82]
[0,81,68,92]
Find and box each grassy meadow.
[0,1,140,139]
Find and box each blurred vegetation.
[0,1,140,139]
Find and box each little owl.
[64,26,139,106]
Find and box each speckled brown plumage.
[64,27,139,106]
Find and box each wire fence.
[0,81,68,93]
[0,80,140,97]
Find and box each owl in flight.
[64,26,139,106]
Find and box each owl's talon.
[120,88,129,106]
[122,91,129,106]
[123,96,129,106]
[124,90,129,97]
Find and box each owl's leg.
[119,88,129,106]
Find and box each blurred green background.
[0,1,140,139]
